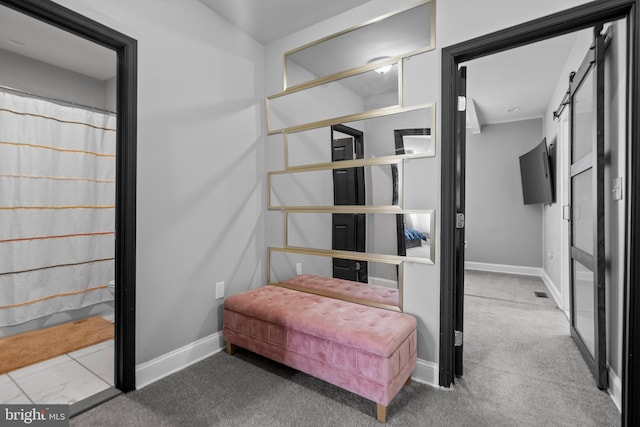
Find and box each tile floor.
[0,316,114,406]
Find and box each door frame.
[0,0,138,392]
[560,112,571,318]
[440,0,639,424]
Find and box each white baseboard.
[466,262,564,311]
[411,358,439,387]
[136,331,225,389]
[608,365,622,412]
[540,269,562,310]
[136,332,440,393]
[464,261,541,277]
[368,276,398,288]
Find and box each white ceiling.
[198,0,372,44]
[0,4,116,81]
[464,30,585,126]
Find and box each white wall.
[0,48,113,110]
[465,119,544,268]
[104,76,117,112]
[52,0,266,366]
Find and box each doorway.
[439,0,639,425]
[0,0,138,411]
[331,124,368,282]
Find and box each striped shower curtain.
[0,91,115,327]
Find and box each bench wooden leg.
[226,343,236,355]
[376,403,387,423]
[405,375,412,386]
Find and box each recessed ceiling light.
[375,64,392,74]
[506,106,521,113]
[368,56,392,74]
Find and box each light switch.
[613,177,623,201]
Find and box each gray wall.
[465,119,544,268]
[55,0,266,367]
[0,48,114,110]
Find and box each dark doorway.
[0,0,138,405]
[331,124,367,282]
[440,0,639,425]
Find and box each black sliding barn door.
[568,27,608,389]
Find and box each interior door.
[568,27,607,389]
[332,211,366,282]
[331,128,367,282]
[454,66,467,376]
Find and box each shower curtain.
[0,91,115,326]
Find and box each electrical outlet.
[296,263,302,275]
[215,281,224,299]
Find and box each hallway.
[461,270,619,425]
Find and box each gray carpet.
[72,271,620,426]
[461,270,619,426]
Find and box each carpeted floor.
[72,272,620,426]
[460,270,619,426]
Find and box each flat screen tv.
[519,138,554,205]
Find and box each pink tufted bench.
[223,284,417,422]
[278,274,399,310]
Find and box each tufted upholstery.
[223,285,417,411]
[279,274,399,308]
